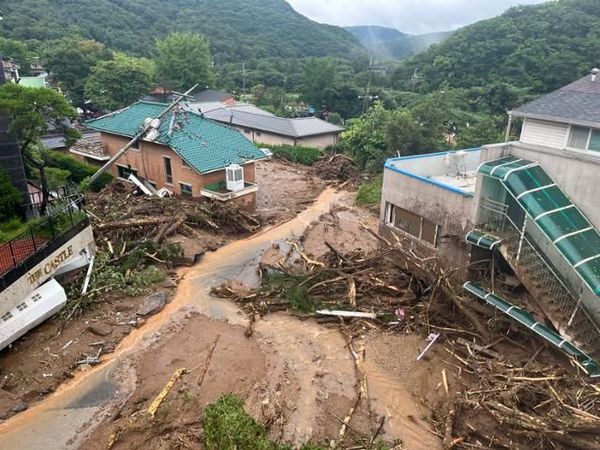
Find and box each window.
[243,129,251,134]
[568,126,590,149]
[117,165,138,180]
[255,131,262,136]
[180,183,193,197]
[385,203,439,246]
[589,130,600,152]
[32,293,42,302]
[1,312,13,322]
[568,126,600,152]
[164,157,173,184]
[16,302,28,311]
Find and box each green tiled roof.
[87,101,266,173]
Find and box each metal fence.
[0,194,88,280]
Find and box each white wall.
[1,226,95,312]
[520,118,569,148]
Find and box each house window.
[16,302,28,312]
[32,293,42,302]
[243,129,251,134]
[385,203,439,246]
[1,312,13,322]
[255,131,262,136]
[117,165,138,180]
[568,126,600,152]
[164,157,173,184]
[180,183,193,197]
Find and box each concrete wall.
[297,133,339,149]
[521,118,569,148]
[380,166,476,269]
[1,226,95,312]
[101,133,256,198]
[509,141,600,229]
[232,125,338,150]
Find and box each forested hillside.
[394,0,600,93]
[346,26,451,60]
[0,0,365,62]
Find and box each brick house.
[86,101,267,210]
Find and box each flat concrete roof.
[385,148,481,197]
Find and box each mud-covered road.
[0,189,441,450]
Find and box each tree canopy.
[393,0,600,94]
[42,38,113,106]
[0,0,365,63]
[155,33,214,92]
[0,84,78,154]
[85,55,154,110]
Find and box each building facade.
[379,70,600,366]
[86,101,267,211]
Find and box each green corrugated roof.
[480,157,600,296]
[464,282,600,377]
[87,101,266,173]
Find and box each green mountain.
[393,0,600,93]
[0,0,366,63]
[346,26,451,60]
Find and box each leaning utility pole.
[88,84,198,184]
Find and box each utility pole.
[359,52,377,115]
[88,84,198,184]
[242,62,247,96]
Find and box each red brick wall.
[100,132,257,197]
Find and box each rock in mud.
[136,292,167,317]
[86,324,113,337]
[11,400,27,413]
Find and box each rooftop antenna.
[88,84,198,184]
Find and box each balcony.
[200,181,258,202]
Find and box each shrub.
[356,175,383,206]
[0,167,25,221]
[43,151,112,191]
[264,144,322,166]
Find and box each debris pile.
[212,212,600,449]
[88,182,261,263]
[313,153,361,185]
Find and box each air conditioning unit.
[226,164,244,191]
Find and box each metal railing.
[480,199,600,342]
[0,195,88,280]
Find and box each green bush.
[0,217,28,243]
[203,394,325,450]
[356,175,382,206]
[264,144,322,166]
[43,151,113,191]
[0,167,25,221]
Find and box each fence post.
[8,240,17,266]
[48,215,56,240]
[30,228,37,252]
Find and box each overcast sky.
[286,0,549,34]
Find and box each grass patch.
[356,175,382,206]
[0,218,29,243]
[264,272,315,312]
[264,144,322,166]
[203,394,325,450]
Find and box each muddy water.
[363,360,441,450]
[0,188,348,449]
